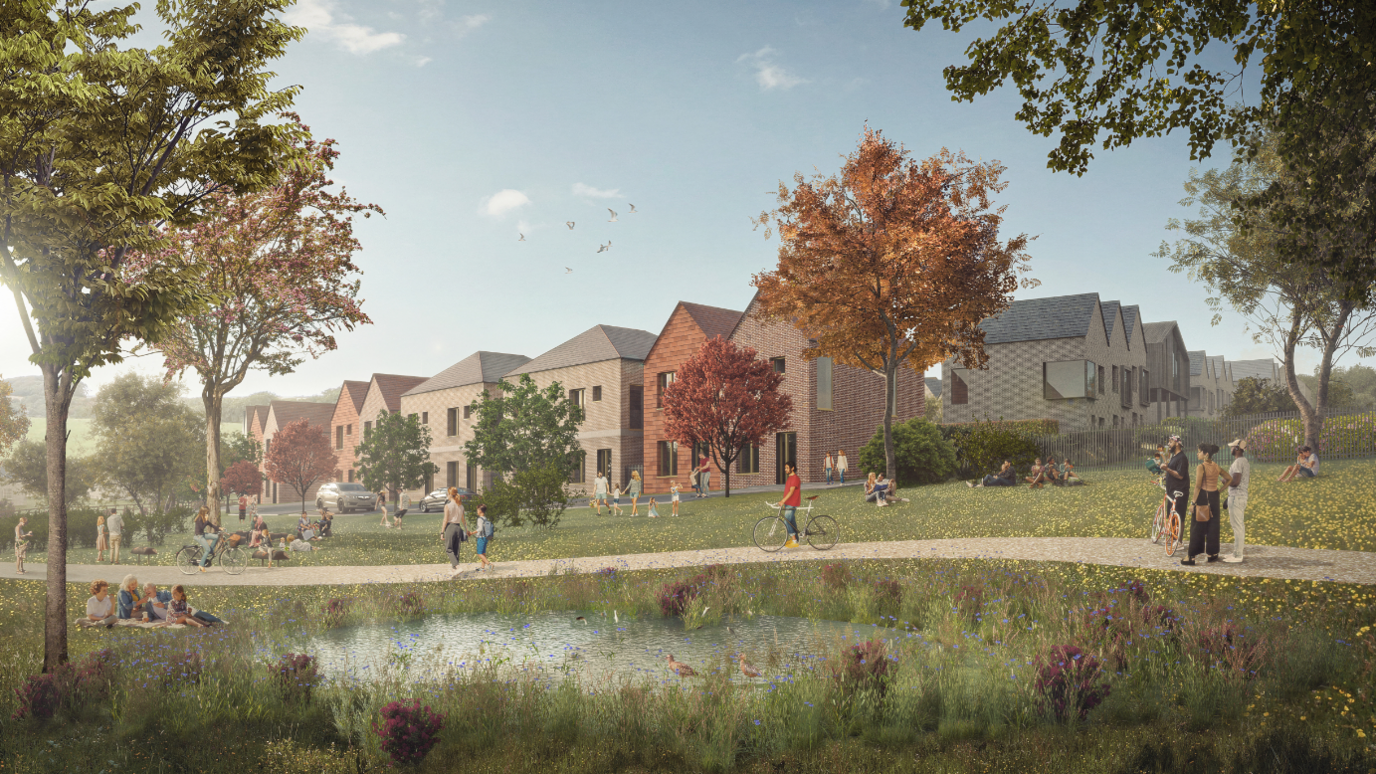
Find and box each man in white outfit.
[592,472,609,516]
[1224,439,1250,563]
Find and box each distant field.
[23,419,243,456]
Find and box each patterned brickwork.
[329,381,369,482]
[398,382,504,500]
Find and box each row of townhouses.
[245,291,1279,506]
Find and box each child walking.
[96,514,108,563]
[609,483,625,516]
[670,481,681,516]
[470,504,494,571]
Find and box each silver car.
[419,488,473,512]
[316,482,379,513]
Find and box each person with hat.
[1224,439,1251,562]
[1163,436,1190,537]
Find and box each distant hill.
[1,374,339,421]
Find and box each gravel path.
[5,538,1374,587]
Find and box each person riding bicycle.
[773,462,803,548]
[192,507,220,572]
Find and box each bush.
[476,461,570,530]
[859,417,959,485]
[386,591,424,617]
[820,564,852,590]
[1244,411,1376,462]
[273,653,319,704]
[832,639,892,695]
[12,649,117,722]
[659,576,704,618]
[941,418,1042,479]
[0,508,103,550]
[373,700,445,766]
[1035,645,1111,722]
[322,598,350,627]
[872,579,903,609]
[127,507,193,546]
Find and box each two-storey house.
[1187,352,1235,418]
[259,400,336,505]
[328,380,370,482]
[1144,322,1191,422]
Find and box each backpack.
[482,517,495,539]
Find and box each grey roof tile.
[924,377,942,398]
[1230,359,1279,383]
[1121,305,1142,343]
[1188,350,1207,376]
[979,293,1100,344]
[403,352,532,397]
[1100,300,1121,344]
[510,325,657,376]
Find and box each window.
[346,424,352,436]
[816,356,833,411]
[1112,366,1119,393]
[738,442,760,474]
[447,461,458,489]
[629,386,644,429]
[657,440,678,476]
[424,470,433,494]
[363,420,372,438]
[447,408,458,436]
[1044,360,1094,400]
[466,462,477,492]
[951,368,969,405]
[408,413,417,422]
[347,469,354,483]
[656,372,675,408]
[1097,364,1105,394]
[1140,369,1150,406]
[336,426,344,450]
[597,449,612,478]
[592,386,602,402]
[569,388,584,407]
[422,411,428,425]
[568,452,585,484]
[463,405,472,420]
[264,438,271,456]
[771,357,786,373]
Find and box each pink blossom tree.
[139,116,378,515]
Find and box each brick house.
[398,351,531,500]
[1143,322,1191,422]
[503,324,656,495]
[725,293,927,490]
[259,400,336,506]
[243,405,269,503]
[328,380,370,482]
[641,301,744,494]
[1187,352,1234,418]
[941,293,1153,431]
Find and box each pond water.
[307,611,918,686]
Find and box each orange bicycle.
[1150,478,1186,556]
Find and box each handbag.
[1194,503,1212,522]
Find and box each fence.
[1031,408,1376,471]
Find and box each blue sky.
[4,0,1366,399]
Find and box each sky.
[4,0,1370,403]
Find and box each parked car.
[317,482,379,513]
[419,488,473,512]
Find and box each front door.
[775,432,797,484]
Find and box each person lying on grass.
[969,460,1018,488]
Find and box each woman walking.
[441,487,469,576]
[96,514,108,563]
[836,450,848,485]
[697,456,711,498]
[378,490,391,528]
[1181,443,1232,566]
[824,452,834,486]
[628,470,642,516]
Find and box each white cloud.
[285,0,406,55]
[480,189,531,217]
[460,13,491,30]
[413,55,433,67]
[572,182,622,199]
[737,46,808,91]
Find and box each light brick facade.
[328,380,369,483]
[259,400,336,507]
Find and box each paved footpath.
[5,537,1374,587]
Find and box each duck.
[737,653,762,678]
[665,654,696,677]
[574,616,587,624]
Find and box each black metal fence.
[1033,408,1376,471]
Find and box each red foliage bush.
[322,598,350,627]
[872,579,903,607]
[12,650,117,722]
[387,591,425,616]
[273,652,319,703]
[373,700,445,766]
[832,639,892,695]
[1035,645,1111,722]
[820,564,852,590]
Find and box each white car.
[316,482,379,513]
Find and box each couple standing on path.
[441,487,494,575]
[823,450,848,486]
[1163,435,1251,566]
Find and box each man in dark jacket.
[969,460,1018,487]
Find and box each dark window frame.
[592,386,602,402]
[771,357,786,374]
[951,368,969,405]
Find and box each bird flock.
[521,204,639,274]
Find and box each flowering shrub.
[387,591,424,617]
[820,564,852,590]
[166,651,203,684]
[12,673,61,721]
[954,585,984,619]
[274,653,319,704]
[1035,645,1111,722]
[373,700,445,766]
[832,639,892,695]
[322,598,350,627]
[12,650,117,721]
[659,576,705,618]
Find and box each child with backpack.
[470,504,494,571]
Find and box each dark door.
[597,449,612,478]
[775,432,797,484]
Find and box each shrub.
[373,700,445,766]
[12,674,61,721]
[322,598,350,627]
[832,639,892,695]
[166,651,203,684]
[1243,411,1376,462]
[858,417,958,485]
[387,591,425,617]
[820,564,852,590]
[941,418,1042,479]
[475,461,569,530]
[1194,624,1266,677]
[12,650,117,722]
[872,579,902,607]
[1035,645,1111,722]
[659,576,704,618]
[274,653,319,704]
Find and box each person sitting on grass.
[1044,456,1064,486]
[166,584,208,628]
[969,460,1018,487]
[290,535,319,552]
[873,474,892,506]
[116,575,144,620]
[79,580,118,628]
[140,583,172,623]
[316,508,334,538]
[1278,446,1320,482]
[864,472,881,503]
[1025,458,1046,489]
[1060,457,1083,485]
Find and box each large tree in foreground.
[751,129,1034,482]
[0,0,301,671]
[662,338,792,498]
[148,120,377,518]
[263,419,336,514]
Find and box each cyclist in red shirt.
[775,462,802,548]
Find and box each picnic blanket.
[90,608,231,629]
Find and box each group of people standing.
[1161,434,1250,565]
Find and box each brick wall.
[329,386,365,482]
[642,306,709,494]
[398,382,504,500]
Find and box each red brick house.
[328,380,370,483]
[259,400,336,506]
[244,405,269,503]
[641,301,745,494]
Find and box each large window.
[629,386,644,429]
[656,372,675,408]
[738,442,760,474]
[951,368,969,405]
[447,461,458,489]
[568,451,586,484]
[816,356,833,411]
[1044,360,1095,400]
[657,440,678,476]
[597,449,612,478]
[447,408,457,436]
[1097,365,1105,394]
[1139,369,1150,406]
[771,357,786,373]
[569,388,585,407]
[466,462,477,492]
[336,426,344,450]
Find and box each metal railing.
[1032,408,1376,470]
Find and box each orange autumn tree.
[751,128,1036,482]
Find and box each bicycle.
[1150,479,1187,557]
[753,496,838,552]
[176,530,248,575]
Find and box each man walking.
[1224,439,1250,563]
[592,470,609,515]
[238,494,248,523]
[14,516,32,574]
[107,508,124,565]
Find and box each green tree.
[91,374,205,518]
[1224,377,1298,418]
[464,374,585,478]
[0,0,302,671]
[858,418,957,486]
[0,375,29,457]
[353,411,437,505]
[1,440,102,504]
[475,462,570,531]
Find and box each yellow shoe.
[784,538,798,549]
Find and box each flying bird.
[566,221,575,230]
[738,653,761,679]
[518,233,525,241]
[596,242,608,254]
[628,204,637,213]
[607,208,618,222]
[665,654,696,677]
[566,267,573,274]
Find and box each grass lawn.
[57,459,1375,567]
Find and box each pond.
[307,610,921,686]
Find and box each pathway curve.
[5,538,1374,587]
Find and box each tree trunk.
[883,366,898,482]
[40,363,76,673]
[203,389,224,527]
[1307,300,1354,451]
[1281,306,1320,449]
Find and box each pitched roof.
[245,405,268,433]
[403,352,532,397]
[339,380,369,414]
[680,301,744,341]
[1188,350,1207,377]
[370,374,429,412]
[510,325,657,376]
[979,293,1101,344]
[1121,305,1142,343]
[924,377,942,398]
[1208,355,1229,383]
[266,400,334,432]
[1230,359,1279,383]
[1100,300,1122,344]
[1142,321,1179,344]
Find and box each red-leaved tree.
[143,116,377,516]
[263,419,336,513]
[221,460,263,501]
[662,338,793,497]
